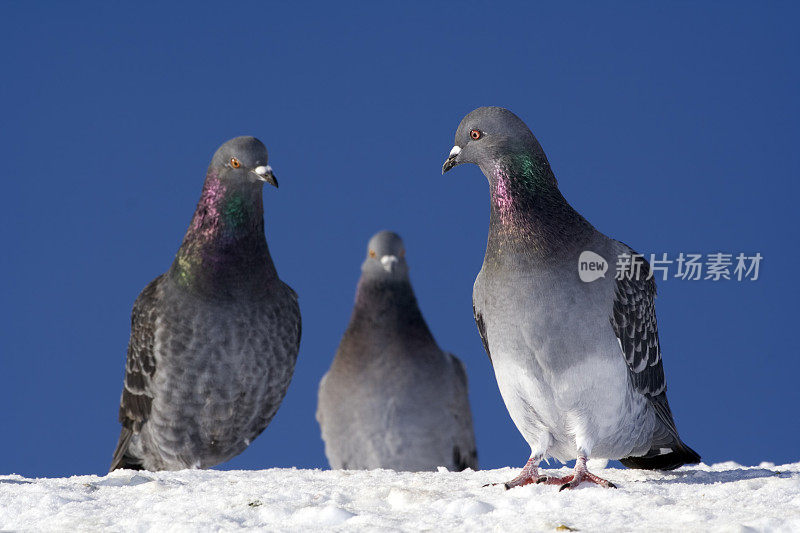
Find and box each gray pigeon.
[317,231,478,472]
[110,136,301,471]
[442,107,699,489]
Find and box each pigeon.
[317,231,478,472]
[110,136,301,471]
[442,107,699,489]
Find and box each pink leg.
[555,454,617,491]
[485,457,541,489]
[504,457,540,489]
[535,473,575,486]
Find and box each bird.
[442,107,699,489]
[317,230,478,472]
[110,136,301,471]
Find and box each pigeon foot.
[486,457,540,489]
[556,454,617,490]
[535,475,574,486]
[558,471,617,490]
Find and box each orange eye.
[369,250,376,258]
[470,129,482,140]
[399,248,405,258]
[230,157,241,168]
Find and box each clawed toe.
[558,473,618,490]
[543,455,618,490]
[482,480,526,489]
[502,478,535,489]
[585,471,617,489]
[497,457,541,490]
[535,475,574,486]
[496,471,617,490]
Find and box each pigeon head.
[442,107,546,174]
[361,230,409,279]
[210,136,277,188]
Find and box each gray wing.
[609,248,683,442]
[447,353,479,471]
[609,253,666,399]
[472,304,492,366]
[110,275,162,471]
[609,250,677,433]
[284,282,302,354]
[610,247,702,469]
[248,281,302,436]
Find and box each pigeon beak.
[252,165,278,188]
[441,145,461,174]
[380,255,399,273]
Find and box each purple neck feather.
[486,155,592,260]
[169,170,275,297]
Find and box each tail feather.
[109,427,144,472]
[620,441,701,471]
[623,393,701,471]
[453,445,478,472]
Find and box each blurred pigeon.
[442,107,699,489]
[110,136,301,471]
[317,231,478,472]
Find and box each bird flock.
[111,107,699,490]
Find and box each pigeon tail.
[109,455,144,472]
[620,441,701,471]
[621,394,702,470]
[109,428,144,472]
[453,445,478,472]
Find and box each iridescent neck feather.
[485,152,592,259]
[169,170,275,297]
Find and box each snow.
[1,462,798,532]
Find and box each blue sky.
[1,2,798,477]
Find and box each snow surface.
[1,462,798,532]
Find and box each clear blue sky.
[1,2,798,477]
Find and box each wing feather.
[447,352,478,471]
[110,275,162,471]
[472,304,492,366]
[610,251,666,398]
